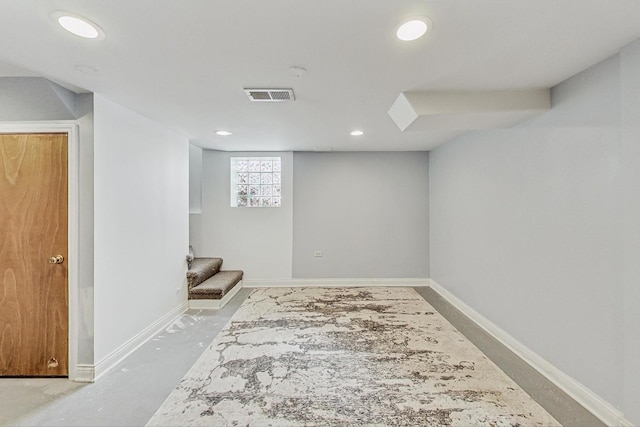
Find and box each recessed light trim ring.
[52,11,105,40]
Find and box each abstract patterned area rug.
[147,287,560,426]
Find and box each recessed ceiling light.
[216,130,232,136]
[52,11,105,40]
[350,130,364,136]
[396,17,431,41]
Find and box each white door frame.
[0,122,81,380]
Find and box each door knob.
[49,255,64,264]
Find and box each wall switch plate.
[313,251,323,257]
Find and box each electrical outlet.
[313,251,323,257]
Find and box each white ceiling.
[1,0,640,152]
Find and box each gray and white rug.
[147,287,560,426]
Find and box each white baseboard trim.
[243,278,430,288]
[428,279,632,427]
[188,280,244,310]
[92,302,188,382]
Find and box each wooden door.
[0,133,68,377]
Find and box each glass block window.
[230,157,281,208]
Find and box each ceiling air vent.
[244,88,295,102]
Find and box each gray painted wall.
[191,151,430,280]
[189,144,203,214]
[0,77,80,120]
[293,152,429,278]
[93,95,189,363]
[619,39,640,426]
[190,151,294,279]
[429,39,640,424]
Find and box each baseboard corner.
[71,364,95,383]
[93,301,188,381]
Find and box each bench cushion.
[189,270,243,299]
[186,258,223,289]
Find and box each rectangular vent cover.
[244,88,295,102]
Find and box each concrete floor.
[0,287,605,426]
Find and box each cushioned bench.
[186,249,243,309]
[189,270,244,300]
[187,258,223,288]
